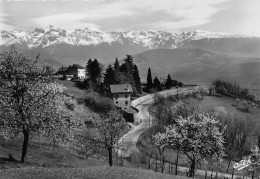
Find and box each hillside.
[132,48,260,93]
[181,37,260,58]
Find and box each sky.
[1,0,260,36]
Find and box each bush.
[166,95,178,102]
[65,102,75,111]
[84,92,114,114]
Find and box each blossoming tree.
[0,47,77,162]
[154,113,225,177]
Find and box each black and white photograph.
[0,0,260,178]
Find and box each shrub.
[84,92,114,114]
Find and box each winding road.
[118,87,199,158]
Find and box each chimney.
[124,84,129,91]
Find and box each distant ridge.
[1,25,260,67]
[132,48,260,91]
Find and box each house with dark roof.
[109,84,139,124]
[110,84,133,110]
[56,64,85,80]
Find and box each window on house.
[125,100,128,106]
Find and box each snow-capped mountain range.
[1,25,260,68]
[0,25,247,49]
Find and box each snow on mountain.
[179,30,246,41]
[0,25,248,49]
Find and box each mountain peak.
[0,26,252,48]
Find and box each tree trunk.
[226,159,231,173]
[155,153,158,172]
[252,171,254,179]
[258,136,260,150]
[108,148,113,166]
[175,154,179,175]
[161,156,164,173]
[21,129,29,163]
[189,160,196,178]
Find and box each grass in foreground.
[0,166,188,179]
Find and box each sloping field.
[0,166,188,179]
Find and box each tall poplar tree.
[114,58,120,73]
[146,67,153,92]
[133,65,141,94]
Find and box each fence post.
[231,168,234,179]
[252,171,255,179]
[147,156,150,170]
[155,153,158,172]
[175,154,179,175]
[169,158,171,174]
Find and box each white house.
[56,64,85,80]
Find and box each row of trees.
[212,79,258,102]
[145,68,183,93]
[103,56,141,94]
[83,55,141,95]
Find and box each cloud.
[3,0,229,32]
[0,12,17,30]
[33,13,101,30]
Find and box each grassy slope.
[55,79,87,99]
[199,95,260,121]
[0,166,188,179]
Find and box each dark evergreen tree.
[85,59,92,78]
[114,58,120,73]
[153,76,162,91]
[165,74,172,89]
[89,59,102,83]
[119,63,127,73]
[133,65,141,94]
[119,55,134,75]
[85,58,103,90]
[124,55,135,75]
[146,67,153,92]
[118,55,137,95]
[103,65,115,93]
